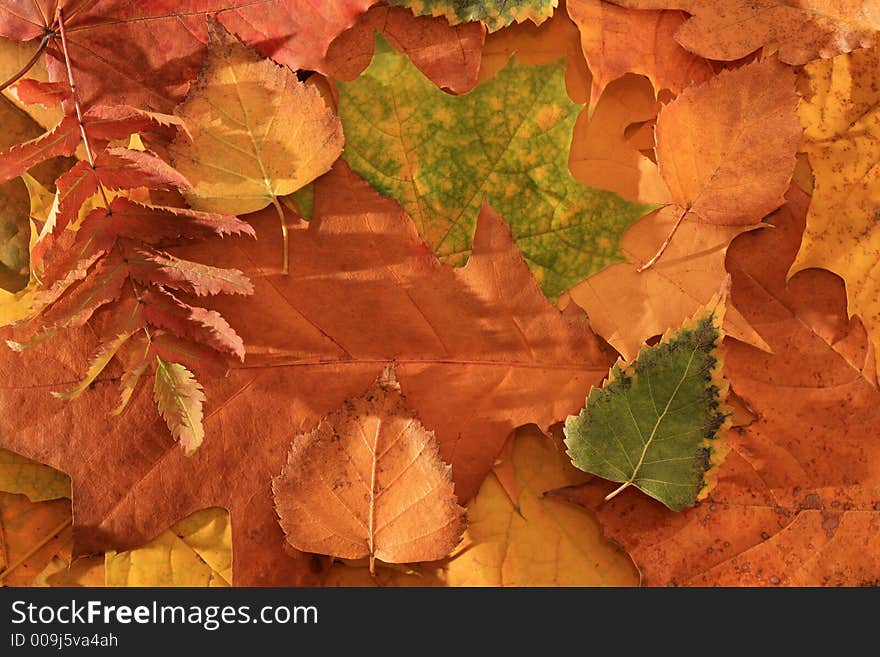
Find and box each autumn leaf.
[0,448,69,502]
[653,58,799,233]
[558,189,880,586]
[607,0,880,65]
[570,206,768,361]
[444,425,638,586]
[389,0,557,31]
[564,285,731,510]
[478,2,591,104]
[273,367,465,572]
[326,4,485,94]
[0,491,71,586]
[792,45,880,381]
[0,163,615,585]
[0,1,380,113]
[106,508,232,587]
[340,34,651,299]
[568,74,669,204]
[567,0,712,101]
[169,21,343,274]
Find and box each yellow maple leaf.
[793,45,880,382]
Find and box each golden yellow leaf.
[445,425,638,586]
[169,21,343,272]
[793,45,880,379]
[105,508,232,587]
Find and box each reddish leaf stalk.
[55,7,152,342]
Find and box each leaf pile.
[0,1,878,587]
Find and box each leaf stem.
[56,7,110,209]
[636,205,690,273]
[270,195,289,275]
[0,31,51,93]
[604,480,631,502]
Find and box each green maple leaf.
[338,35,651,299]
[563,287,731,511]
[388,0,557,31]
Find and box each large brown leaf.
[555,188,880,586]
[0,162,614,585]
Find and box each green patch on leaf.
[389,0,557,31]
[338,35,652,299]
[563,288,731,511]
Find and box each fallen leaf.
[389,0,557,31]
[215,0,375,75]
[792,45,880,380]
[478,1,591,104]
[106,508,232,586]
[0,162,615,585]
[570,206,768,361]
[340,34,650,299]
[654,58,800,229]
[568,74,669,204]
[445,425,638,585]
[0,448,69,502]
[564,285,730,510]
[557,189,880,586]
[607,0,880,65]
[273,367,466,571]
[326,4,485,94]
[0,36,62,129]
[169,21,343,273]
[0,492,71,586]
[567,0,712,101]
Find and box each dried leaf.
[558,189,880,586]
[170,22,343,217]
[445,425,638,585]
[0,163,615,585]
[567,0,712,101]
[655,58,800,228]
[608,0,880,65]
[273,368,465,570]
[326,4,485,94]
[792,45,880,380]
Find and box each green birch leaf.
[339,35,652,299]
[563,285,732,511]
[388,0,557,31]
